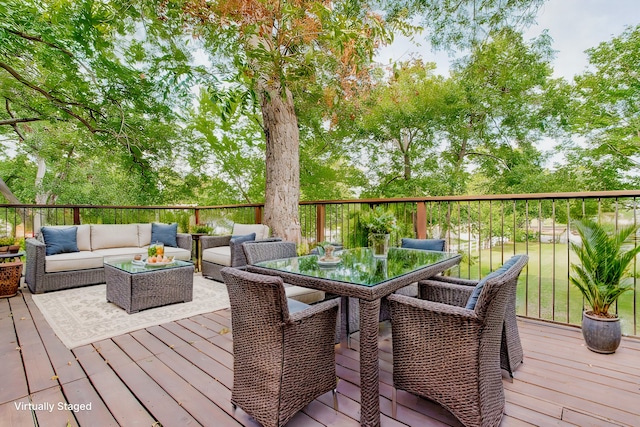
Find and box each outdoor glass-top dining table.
[247,247,462,427]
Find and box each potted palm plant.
[570,219,640,353]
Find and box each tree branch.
[6,28,98,85]
[0,61,101,133]
[465,151,512,171]
[4,99,27,142]
[7,28,75,57]
[0,117,41,126]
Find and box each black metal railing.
[4,190,640,337]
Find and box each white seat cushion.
[202,246,231,266]
[284,285,325,304]
[154,246,191,261]
[92,247,147,259]
[45,251,104,273]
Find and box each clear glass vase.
[369,233,390,257]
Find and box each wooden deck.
[2,290,639,427]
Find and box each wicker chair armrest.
[289,298,340,324]
[200,235,232,250]
[25,238,46,290]
[256,237,283,243]
[427,275,478,287]
[176,233,192,251]
[387,293,477,322]
[418,279,474,307]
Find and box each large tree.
[172,0,393,240]
[569,24,640,187]
[169,0,545,240]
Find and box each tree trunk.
[403,152,411,180]
[259,81,301,243]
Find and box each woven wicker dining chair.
[387,255,528,427]
[220,267,339,427]
[423,255,527,377]
[242,241,326,304]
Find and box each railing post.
[194,208,200,225]
[73,207,81,225]
[316,205,325,243]
[416,202,427,239]
[255,206,263,224]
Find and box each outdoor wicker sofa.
[25,223,192,294]
[388,254,528,427]
[221,267,339,427]
[200,223,276,282]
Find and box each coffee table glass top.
[254,247,459,287]
[104,259,192,274]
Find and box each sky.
[377,0,640,79]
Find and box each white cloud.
[523,0,640,79]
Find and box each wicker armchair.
[422,254,527,376]
[221,268,339,427]
[242,241,325,304]
[387,255,528,427]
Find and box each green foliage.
[570,220,640,317]
[0,237,15,246]
[190,224,212,234]
[359,206,399,234]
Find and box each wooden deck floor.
[2,289,639,427]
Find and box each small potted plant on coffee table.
[570,219,640,353]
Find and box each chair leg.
[332,389,339,413]
[391,387,397,418]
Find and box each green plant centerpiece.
[360,207,398,256]
[570,219,640,353]
[190,224,213,235]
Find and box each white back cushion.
[90,224,140,250]
[137,224,152,247]
[76,225,91,251]
[232,223,270,240]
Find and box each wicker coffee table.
[104,259,194,314]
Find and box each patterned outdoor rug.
[31,273,230,349]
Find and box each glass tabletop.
[104,258,192,274]
[254,247,459,287]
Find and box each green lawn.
[456,242,639,336]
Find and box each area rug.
[31,273,230,349]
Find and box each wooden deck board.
[2,289,640,427]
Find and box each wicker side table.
[0,261,24,298]
[105,260,194,314]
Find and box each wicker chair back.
[220,267,339,427]
[388,255,528,427]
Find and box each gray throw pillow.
[465,255,522,310]
[41,226,79,256]
[151,223,178,247]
